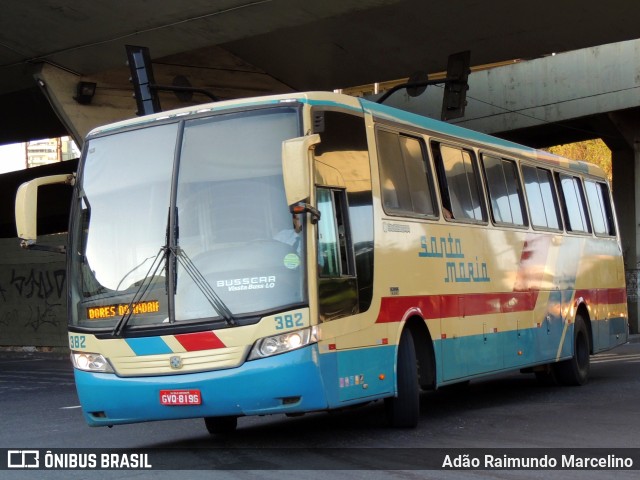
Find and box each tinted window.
[378,130,436,216]
[482,155,526,226]
[558,174,590,233]
[521,165,561,230]
[433,143,485,222]
[585,180,615,236]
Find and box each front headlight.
[248,326,318,360]
[71,352,114,373]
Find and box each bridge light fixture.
[74,81,97,105]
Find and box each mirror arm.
[376,77,454,104]
[290,203,321,224]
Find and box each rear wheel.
[204,416,238,435]
[554,314,590,386]
[385,328,420,428]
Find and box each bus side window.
[584,180,616,236]
[431,142,486,222]
[521,165,561,231]
[482,155,527,227]
[377,129,436,216]
[557,173,591,234]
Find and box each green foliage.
[545,139,612,181]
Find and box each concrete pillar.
[608,111,640,334]
[612,147,638,333]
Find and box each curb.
[0,346,70,360]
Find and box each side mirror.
[15,173,75,253]
[282,134,320,207]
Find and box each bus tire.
[554,315,590,386]
[385,328,420,428]
[204,416,238,435]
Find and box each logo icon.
[169,356,183,369]
[7,450,39,468]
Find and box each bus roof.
[86,92,363,138]
[360,98,606,179]
[87,91,607,180]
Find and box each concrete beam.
[34,63,126,147]
[381,39,640,136]
[34,45,294,147]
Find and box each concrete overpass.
[2,0,640,145]
[2,1,640,348]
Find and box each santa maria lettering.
[418,234,490,283]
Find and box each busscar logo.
[8,450,39,468]
[217,275,276,292]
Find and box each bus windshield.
[69,106,305,330]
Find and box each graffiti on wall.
[0,265,67,342]
[10,268,66,301]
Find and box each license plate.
[160,389,202,406]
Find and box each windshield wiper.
[170,246,237,327]
[112,246,168,337]
[111,218,237,334]
[170,206,235,326]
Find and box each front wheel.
[554,315,590,386]
[385,328,420,428]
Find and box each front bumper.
[74,345,328,426]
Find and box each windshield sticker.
[87,300,160,320]
[283,253,301,269]
[216,276,277,292]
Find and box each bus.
[15,91,628,433]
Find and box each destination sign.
[87,300,160,320]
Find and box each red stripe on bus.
[376,288,626,324]
[377,292,536,323]
[575,288,627,306]
[607,288,628,304]
[514,234,552,292]
[175,331,226,351]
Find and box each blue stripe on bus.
[125,337,173,356]
[318,345,395,408]
[434,323,576,383]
